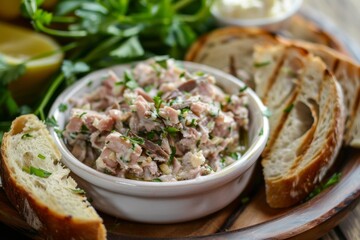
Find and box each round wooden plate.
[1,13,360,240]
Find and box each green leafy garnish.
[259,128,264,136]
[70,188,86,195]
[0,57,26,86]
[284,103,294,113]
[179,72,185,78]
[164,127,180,135]
[239,85,248,93]
[45,116,58,127]
[153,96,163,111]
[253,61,271,68]
[168,146,176,165]
[230,152,241,160]
[152,178,162,182]
[129,136,145,146]
[37,154,46,160]
[306,173,342,201]
[188,119,197,127]
[62,60,90,85]
[21,133,33,139]
[144,85,153,93]
[58,103,68,112]
[79,112,87,118]
[23,166,52,178]
[154,55,169,69]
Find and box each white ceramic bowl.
[48,61,269,224]
[211,0,303,31]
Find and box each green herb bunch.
[0,0,215,143]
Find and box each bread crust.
[0,115,106,240]
[265,72,345,208]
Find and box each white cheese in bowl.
[214,0,292,20]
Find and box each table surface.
[1,0,360,239]
[302,0,360,239]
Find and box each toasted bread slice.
[278,38,360,147]
[261,53,345,207]
[185,27,278,89]
[0,114,106,240]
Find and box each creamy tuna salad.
[63,58,249,182]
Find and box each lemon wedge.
[0,21,63,104]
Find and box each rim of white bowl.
[211,0,303,27]
[48,61,269,193]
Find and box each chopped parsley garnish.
[306,173,341,201]
[179,72,185,78]
[164,126,180,135]
[253,61,271,68]
[144,85,153,92]
[154,55,169,69]
[23,166,52,178]
[239,85,248,93]
[259,128,264,136]
[54,128,63,138]
[129,136,145,146]
[152,178,162,182]
[224,95,231,104]
[79,112,87,118]
[70,188,86,195]
[37,154,46,160]
[230,152,241,160]
[188,119,197,127]
[180,107,190,115]
[45,116,58,127]
[124,70,138,89]
[196,140,201,148]
[58,103,68,112]
[80,124,89,133]
[284,103,294,113]
[146,131,156,140]
[116,70,138,90]
[153,96,163,111]
[195,71,205,76]
[262,108,272,118]
[21,133,33,139]
[168,146,176,165]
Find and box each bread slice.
[0,114,106,240]
[185,27,279,89]
[261,53,345,207]
[278,38,360,147]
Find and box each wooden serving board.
[1,13,360,240]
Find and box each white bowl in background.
[211,0,303,31]
[48,61,269,224]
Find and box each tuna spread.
[63,58,249,182]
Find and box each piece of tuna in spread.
[63,58,249,182]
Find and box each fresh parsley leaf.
[45,116,58,127]
[58,103,68,112]
[152,178,162,182]
[153,96,163,110]
[154,55,169,69]
[123,70,138,90]
[62,60,90,85]
[144,85,153,93]
[306,173,341,201]
[253,61,271,68]
[70,188,86,195]
[129,136,145,146]
[110,36,144,59]
[239,85,248,93]
[164,127,180,135]
[230,152,241,160]
[21,133,33,139]
[258,128,264,136]
[168,146,176,165]
[284,103,294,113]
[179,72,185,78]
[0,57,26,86]
[37,154,46,160]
